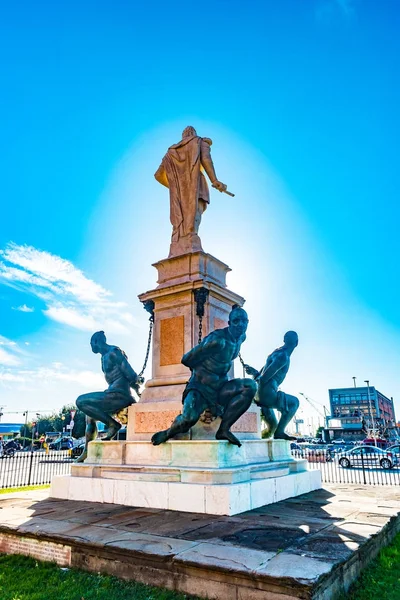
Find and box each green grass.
[0,484,50,495]
[0,554,197,600]
[340,531,400,599]
[2,532,400,599]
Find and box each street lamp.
[365,380,377,447]
[22,411,28,448]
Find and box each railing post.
[361,450,367,485]
[27,451,34,486]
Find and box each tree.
[57,404,86,438]
[20,406,86,440]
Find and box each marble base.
[127,400,262,441]
[50,440,322,516]
[51,470,321,516]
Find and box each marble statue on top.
[154,126,232,258]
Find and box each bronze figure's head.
[228,305,249,340]
[283,331,299,349]
[90,330,106,354]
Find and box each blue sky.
[0,0,399,430]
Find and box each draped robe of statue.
[155,135,218,257]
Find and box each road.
[0,450,72,489]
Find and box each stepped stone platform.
[50,439,321,516]
[1,485,400,599]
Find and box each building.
[0,423,23,441]
[326,386,396,441]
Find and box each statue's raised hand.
[212,180,227,193]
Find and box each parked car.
[294,444,333,462]
[0,441,16,458]
[362,438,389,450]
[71,442,85,459]
[387,444,400,457]
[290,442,303,452]
[49,436,73,450]
[290,443,304,457]
[338,445,398,469]
[329,444,354,455]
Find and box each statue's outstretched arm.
[200,140,227,193]
[182,334,221,369]
[200,140,218,184]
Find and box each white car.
[338,446,398,469]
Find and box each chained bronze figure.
[75,331,141,462]
[151,305,257,447]
[244,331,299,441]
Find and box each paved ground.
[0,484,400,599]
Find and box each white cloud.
[0,365,104,390]
[0,348,21,366]
[0,335,17,347]
[0,372,25,382]
[0,242,135,334]
[0,335,24,366]
[44,306,98,332]
[12,304,35,313]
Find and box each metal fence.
[292,448,400,486]
[0,450,72,489]
[2,446,400,491]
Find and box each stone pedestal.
[128,251,261,441]
[51,439,322,516]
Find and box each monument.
[50,126,321,515]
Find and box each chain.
[132,300,155,398]
[193,288,209,345]
[138,317,154,380]
[238,352,247,378]
[198,315,203,344]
